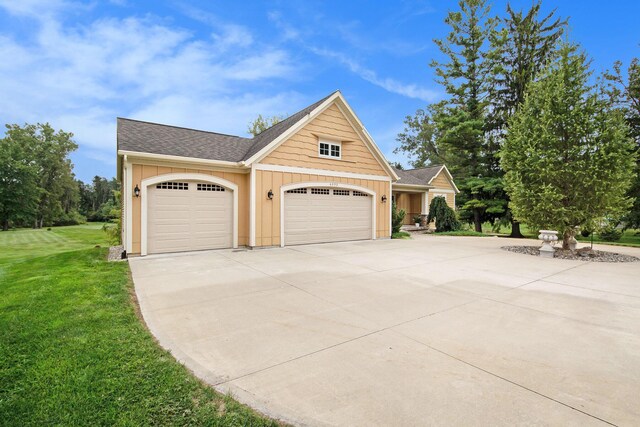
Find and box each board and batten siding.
[260,104,387,176]
[128,163,250,254]
[254,169,391,247]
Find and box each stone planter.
[567,234,577,251]
[538,230,558,258]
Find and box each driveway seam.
[392,329,617,426]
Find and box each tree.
[0,136,40,230]
[3,123,80,227]
[604,57,640,229]
[488,1,567,237]
[429,0,500,232]
[392,201,406,234]
[426,196,460,232]
[501,44,636,249]
[394,103,451,168]
[247,114,285,137]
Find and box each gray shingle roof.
[393,165,443,186]
[117,91,337,163]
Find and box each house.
[393,166,459,225]
[116,90,459,256]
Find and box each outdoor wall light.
[134,184,140,198]
[267,189,274,200]
[381,194,387,203]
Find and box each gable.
[430,169,456,191]
[259,103,388,176]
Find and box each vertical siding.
[254,170,390,246]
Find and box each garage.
[147,180,233,254]
[283,187,373,245]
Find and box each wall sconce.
[267,189,274,200]
[134,184,140,198]
[381,194,387,203]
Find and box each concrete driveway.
[129,235,640,426]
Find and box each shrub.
[412,215,422,224]
[52,211,86,226]
[599,225,622,241]
[392,201,406,234]
[427,196,460,232]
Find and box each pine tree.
[488,1,567,237]
[501,44,636,249]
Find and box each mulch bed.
[501,245,639,263]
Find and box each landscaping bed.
[502,245,639,262]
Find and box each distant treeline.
[0,122,119,231]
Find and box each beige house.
[116,91,459,256]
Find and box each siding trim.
[124,156,133,254]
[254,163,392,182]
[280,181,377,247]
[118,150,245,169]
[140,173,239,256]
[249,164,256,247]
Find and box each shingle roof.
[117,91,337,163]
[393,165,443,186]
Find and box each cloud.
[310,47,439,102]
[0,3,299,180]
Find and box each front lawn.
[0,224,278,426]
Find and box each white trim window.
[318,139,341,159]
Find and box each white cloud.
[0,4,298,179]
[310,47,439,102]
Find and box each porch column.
[422,191,429,214]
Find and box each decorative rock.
[538,230,558,258]
[501,246,639,263]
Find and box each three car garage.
[143,178,376,255]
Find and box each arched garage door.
[283,186,373,245]
[147,180,233,254]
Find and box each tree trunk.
[33,219,38,229]
[562,229,573,250]
[2,219,8,231]
[509,220,524,238]
[39,218,44,229]
[473,209,482,233]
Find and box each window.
[318,139,341,159]
[311,188,330,195]
[197,183,225,192]
[286,188,308,194]
[352,191,369,197]
[333,189,350,196]
[156,182,189,190]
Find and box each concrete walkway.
[129,236,640,426]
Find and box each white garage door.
[147,181,233,254]
[284,187,373,245]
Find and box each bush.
[52,211,86,226]
[599,225,622,241]
[392,201,406,234]
[427,196,460,232]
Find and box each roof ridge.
[117,117,251,141]
[253,90,340,137]
[401,164,443,172]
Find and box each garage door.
[284,187,372,245]
[147,181,233,254]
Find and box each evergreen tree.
[501,44,635,249]
[604,57,640,229]
[488,1,567,237]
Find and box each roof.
[393,165,444,186]
[117,91,337,163]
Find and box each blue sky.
[1,0,638,183]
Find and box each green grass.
[576,229,640,247]
[392,231,411,239]
[455,221,640,247]
[0,225,279,426]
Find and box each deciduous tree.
[247,114,284,137]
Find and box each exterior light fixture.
[134,184,140,198]
[267,189,274,200]
[381,194,387,203]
